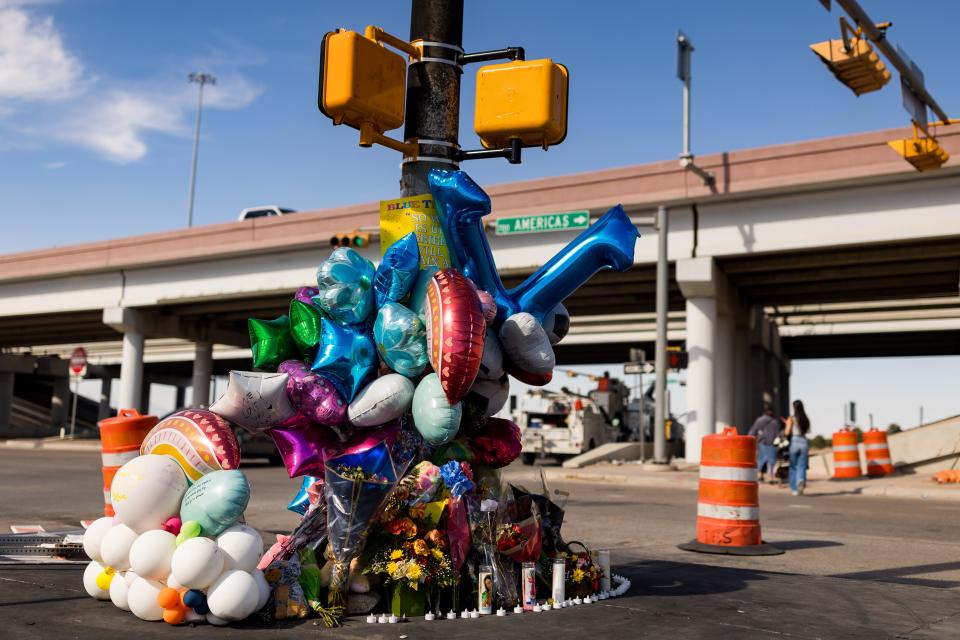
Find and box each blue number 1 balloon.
[427,169,640,323]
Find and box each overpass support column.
[733,303,751,432]
[192,341,213,407]
[677,257,724,464]
[715,292,737,432]
[103,307,145,412]
[0,372,13,434]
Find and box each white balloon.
[252,568,271,611]
[124,569,140,586]
[82,560,111,600]
[206,613,230,626]
[348,374,414,427]
[216,525,263,573]
[111,455,187,533]
[165,572,183,590]
[476,330,505,381]
[543,303,570,345]
[170,537,224,590]
[129,529,176,580]
[499,312,555,374]
[207,570,260,622]
[99,523,138,571]
[127,577,165,621]
[109,571,130,610]
[185,610,205,623]
[82,516,115,562]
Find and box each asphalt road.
[1,448,959,638]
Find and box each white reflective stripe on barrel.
[103,489,111,502]
[697,503,759,521]
[864,443,889,451]
[699,466,758,482]
[867,458,892,466]
[833,444,858,452]
[834,460,861,468]
[101,449,139,467]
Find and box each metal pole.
[638,372,645,462]
[186,73,215,228]
[682,68,691,161]
[654,205,669,463]
[69,374,79,438]
[400,0,464,197]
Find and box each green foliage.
[810,435,829,450]
[886,423,902,434]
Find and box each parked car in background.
[238,205,296,220]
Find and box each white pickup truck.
[517,388,623,464]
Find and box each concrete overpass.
[1,126,958,458]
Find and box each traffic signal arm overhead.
[810,18,890,96]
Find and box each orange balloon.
[157,587,181,610]
[163,608,187,625]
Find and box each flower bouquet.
[323,442,398,625]
[564,541,601,598]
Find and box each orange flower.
[413,539,429,556]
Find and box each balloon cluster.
[82,410,269,626]
[223,169,638,483]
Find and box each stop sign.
[70,347,87,375]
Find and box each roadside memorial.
[81,169,639,626]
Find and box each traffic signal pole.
[653,205,669,463]
[400,0,464,197]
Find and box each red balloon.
[469,417,522,468]
[425,268,486,405]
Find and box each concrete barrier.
[562,443,652,468]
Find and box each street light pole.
[400,0,464,197]
[186,72,216,228]
[653,205,669,463]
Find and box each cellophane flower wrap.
[323,442,398,624]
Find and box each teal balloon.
[314,247,375,325]
[412,373,462,446]
[407,266,439,318]
[374,302,427,377]
[179,470,250,537]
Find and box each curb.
[0,439,101,452]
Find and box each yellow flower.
[413,539,428,556]
[387,561,399,577]
[431,548,444,560]
[408,564,422,580]
[572,568,585,583]
[390,549,403,560]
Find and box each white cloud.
[0,4,82,101]
[0,3,262,164]
[43,160,66,169]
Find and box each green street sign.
[495,211,590,236]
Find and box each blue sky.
[5,0,959,431]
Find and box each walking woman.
[784,400,811,496]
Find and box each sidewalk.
[0,436,101,451]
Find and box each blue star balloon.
[373,233,420,308]
[374,302,428,377]
[427,169,640,324]
[286,475,321,516]
[310,319,377,401]
[313,247,376,325]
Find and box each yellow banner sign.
[379,194,451,269]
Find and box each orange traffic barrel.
[863,428,893,477]
[98,409,157,516]
[831,428,862,479]
[679,427,782,556]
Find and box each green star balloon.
[289,299,324,354]
[248,315,298,371]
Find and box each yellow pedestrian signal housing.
[330,231,371,248]
[474,58,568,149]
[810,19,891,96]
[888,128,950,171]
[319,29,407,134]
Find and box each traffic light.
[666,349,688,370]
[474,59,569,149]
[810,18,890,96]
[330,231,371,248]
[888,128,950,171]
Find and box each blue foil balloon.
[374,302,428,377]
[374,233,420,308]
[407,265,439,318]
[286,475,320,516]
[179,470,250,537]
[310,319,377,401]
[428,169,640,323]
[313,247,376,325]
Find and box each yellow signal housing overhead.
[474,58,569,149]
[319,29,407,134]
[888,131,950,171]
[330,230,371,248]
[810,33,891,96]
